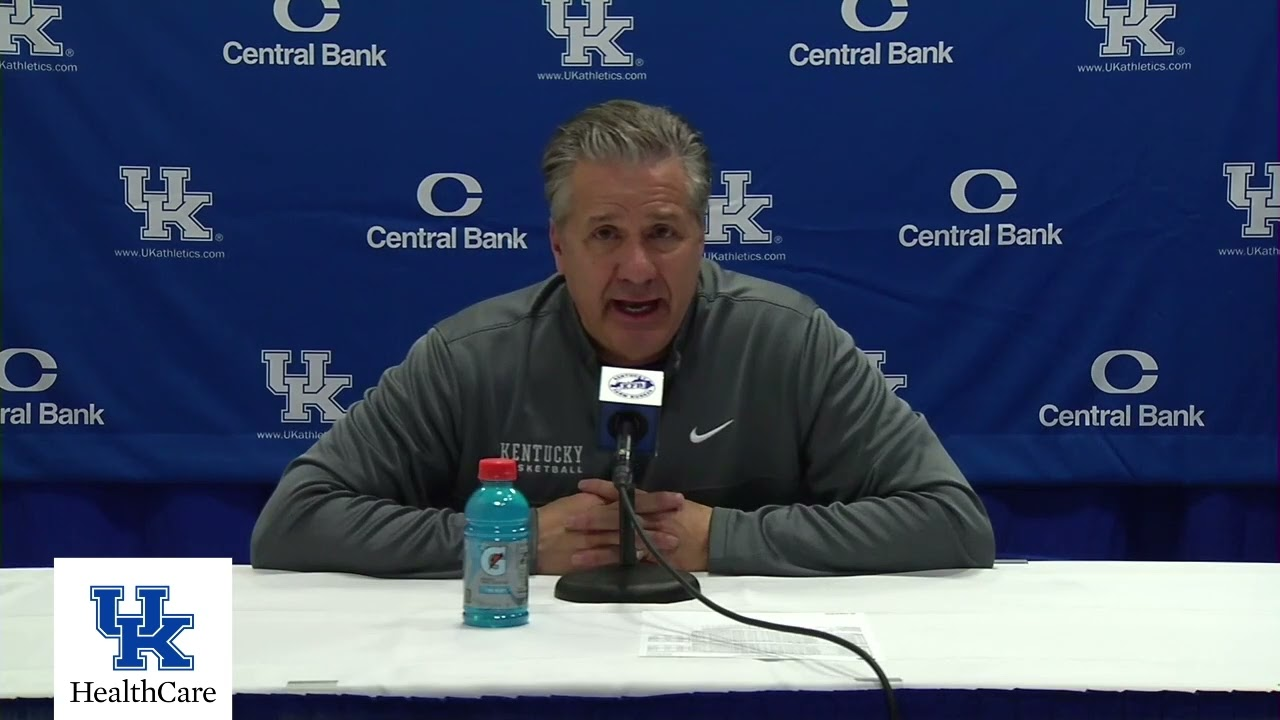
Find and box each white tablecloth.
[2,561,1278,700]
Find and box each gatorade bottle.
[462,458,531,628]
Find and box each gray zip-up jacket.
[250,260,995,578]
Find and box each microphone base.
[553,563,700,604]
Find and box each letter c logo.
[1091,350,1159,395]
[273,0,341,33]
[951,169,1018,214]
[0,348,58,393]
[417,173,484,217]
[842,0,909,33]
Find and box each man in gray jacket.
[250,99,996,579]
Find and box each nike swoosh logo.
[689,419,734,444]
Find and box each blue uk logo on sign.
[90,585,195,671]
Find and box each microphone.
[597,367,662,571]
[553,366,701,605]
[595,367,661,456]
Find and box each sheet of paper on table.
[639,611,882,661]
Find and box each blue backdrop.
[3,0,1277,567]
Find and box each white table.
[3,561,1278,716]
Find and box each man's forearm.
[250,329,474,578]
[250,468,469,579]
[706,484,995,576]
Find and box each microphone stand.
[553,419,700,604]
[614,429,638,572]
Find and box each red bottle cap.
[477,458,518,481]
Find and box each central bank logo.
[864,350,907,394]
[1086,0,1177,58]
[0,0,63,56]
[1091,349,1158,394]
[544,0,634,67]
[841,0,908,32]
[262,350,352,424]
[1223,162,1280,240]
[951,168,1018,215]
[366,173,528,251]
[705,171,774,245]
[120,167,215,242]
[223,0,386,68]
[0,347,106,426]
[790,0,954,69]
[899,169,1063,249]
[1040,349,1204,428]
[418,172,483,217]
[274,0,339,33]
[90,586,193,671]
[0,346,57,392]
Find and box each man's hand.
[576,479,714,573]
[533,487,684,574]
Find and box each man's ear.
[549,219,564,274]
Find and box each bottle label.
[464,539,529,610]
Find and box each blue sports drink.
[462,458,531,628]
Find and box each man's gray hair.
[541,99,711,228]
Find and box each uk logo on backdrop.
[789,0,956,69]
[0,0,61,55]
[702,170,786,264]
[0,0,79,73]
[1039,349,1205,428]
[366,173,530,252]
[262,349,353,425]
[53,557,232,719]
[898,169,1064,250]
[116,166,225,262]
[222,0,387,69]
[538,0,647,82]
[865,350,908,394]
[1223,162,1280,245]
[1079,0,1190,74]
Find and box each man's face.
[550,157,704,367]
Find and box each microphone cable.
[617,490,901,720]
